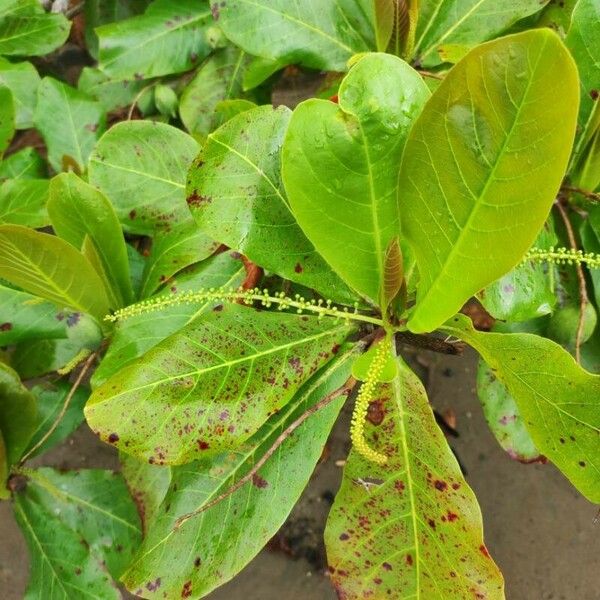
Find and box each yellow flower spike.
[350,337,390,465]
[524,247,600,269]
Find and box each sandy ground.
[1,349,598,599]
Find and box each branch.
[174,376,357,529]
[562,185,600,203]
[555,202,589,364]
[19,351,97,465]
[395,331,464,355]
[241,256,264,291]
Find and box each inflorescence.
[350,338,390,465]
[525,247,600,269]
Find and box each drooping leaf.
[0,2,70,56]
[48,173,133,307]
[85,304,355,465]
[566,0,600,165]
[0,178,49,227]
[476,358,542,463]
[34,78,106,173]
[139,221,218,299]
[399,30,579,333]
[214,0,375,71]
[21,381,89,459]
[0,361,37,468]
[187,105,355,303]
[0,84,14,156]
[0,58,40,129]
[122,349,355,598]
[0,224,111,320]
[443,314,600,502]
[88,120,199,235]
[13,467,142,599]
[179,46,248,139]
[282,53,429,304]
[92,250,246,387]
[413,0,549,66]
[97,0,213,80]
[325,357,504,599]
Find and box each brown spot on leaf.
[197,440,210,450]
[146,578,161,591]
[339,532,350,541]
[252,473,268,489]
[434,480,448,492]
[479,544,491,559]
[181,581,193,598]
[366,400,385,426]
[294,262,303,273]
[0,322,12,331]
[591,89,599,101]
[108,433,119,444]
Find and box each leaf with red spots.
[86,304,356,464]
[122,348,357,598]
[443,314,600,503]
[325,356,504,599]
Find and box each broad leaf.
[443,314,600,502]
[0,84,14,156]
[0,146,45,180]
[0,58,40,129]
[283,53,429,304]
[0,3,70,56]
[399,30,579,333]
[566,0,600,165]
[85,304,355,464]
[139,221,218,299]
[13,467,141,599]
[123,349,355,598]
[413,0,549,66]
[34,78,106,173]
[48,173,133,307]
[92,250,246,387]
[22,381,89,459]
[0,178,49,227]
[187,105,355,303]
[326,357,504,599]
[88,120,199,235]
[180,46,248,139]
[97,0,213,80]
[215,0,375,71]
[0,362,37,468]
[0,224,110,320]
[476,359,542,463]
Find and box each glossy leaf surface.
[326,357,504,599]
[443,314,600,502]
[123,350,354,598]
[88,120,199,235]
[283,53,429,304]
[399,30,579,333]
[86,304,354,464]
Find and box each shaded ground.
[1,348,598,599]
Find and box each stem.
[396,331,464,355]
[174,376,357,529]
[562,185,600,203]
[18,352,97,466]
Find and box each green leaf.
[0,284,72,345]
[0,224,111,320]
[0,4,70,56]
[180,46,248,138]
[0,178,49,227]
[85,304,355,464]
[48,173,133,307]
[122,349,355,598]
[476,358,542,463]
[13,467,141,599]
[88,120,199,235]
[92,250,246,387]
[120,454,171,533]
[399,30,579,333]
[34,78,106,173]
[139,221,217,299]
[153,84,178,118]
[566,0,600,165]
[215,0,375,71]
[413,0,549,66]
[325,357,504,599]
[0,146,45,180]
[0,361,37,468]
[443,314,600,502]
[187,105,355,303]
[0,58,40,129]
[283,53,429,304]
[351,341,397,382]
[22,381,89,459]
[573,124,600,191]
[0,84,14,156]
[97,0,213,80]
